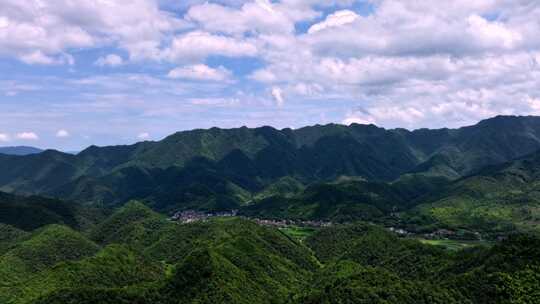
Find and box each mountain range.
[2,115,540,214]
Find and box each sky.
[1,0,540,150]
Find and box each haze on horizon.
[1,0,540,150]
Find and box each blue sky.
[1,1,540,150]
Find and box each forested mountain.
[2,116,540,212]
[0,146,43,156]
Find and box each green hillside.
[89,201,167,249]
[12,245,163,304]
[406,150,540,233]
[0,216,538,304]
[3,207,318,304]
[0,225,100,303]
[300,223,540,304]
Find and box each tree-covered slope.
[301,223,540,304]
[0,224,29,255]
[11,244,164,304]
[407,149,540,233]
[88,201,167,248]
[0,225,100,303]
[295,261,464,304]
[0,191,106,231]
[241,176,446,222]
[5,207,318,304]
[1,216,539,304]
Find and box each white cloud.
[4,0,540,136]
[137,132,150,140]
[308,10,359,34]
[0,133,10,142]
[467,14,522,49]
[0,0,187,64]
[56,129,70,138]
[95,54,124,67]
[17,51,75,66]
[190,97,240,107]
[168,64,232,82]
[271,87,284,107]
[342,112,375,125]
[16,132,39,140]
[186,1,314,35]
[164,31,257,63]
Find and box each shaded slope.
[241,176,446,221]
[0,191,105,231]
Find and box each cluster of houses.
[171,210,238,223]
[387,226,485,241]
[251,218,332,228]
[171,211,486,241]
[387,227,410,236]
[170,209,332,228]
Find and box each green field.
[418,239,491,251]
[279,226,318,241]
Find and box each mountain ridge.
[3,115,540,211]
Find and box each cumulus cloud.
[16,132,39,140]
[168,64,232,82]
[56,129,70,138]
[4,0,540,141]
[95,54,124,67]
[0,0,187,64]
[185,0,317,35]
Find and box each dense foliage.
[405,150,540,234]
[0,192,105,231]
[1,205,539,304]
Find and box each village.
[170,210,492,243]
[170,209,333,228]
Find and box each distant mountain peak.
[0,146,43,156]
